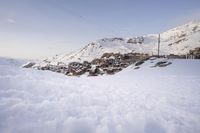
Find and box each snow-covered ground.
[0,58,200,133]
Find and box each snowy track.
[0,58,200,133]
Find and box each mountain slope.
[159,20,200,55]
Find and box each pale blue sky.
[0,0,200,59]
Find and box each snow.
[0,57,200,133]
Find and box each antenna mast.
[158,34,160,58]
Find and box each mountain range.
[25,20,200,76]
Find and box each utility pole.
[158,34,160,58]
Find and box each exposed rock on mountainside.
[127,37,144,44]
[153,61,172,67]
[22,62,36,68]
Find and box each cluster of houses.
[188,47,200,59]
[31,52,149,76]
[23,47,200,76]
[166,47,200,59]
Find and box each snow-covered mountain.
[34,20,200,68]
[160,20,200,55]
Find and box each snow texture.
[0,57,200,133]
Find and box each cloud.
[7,18,16,24]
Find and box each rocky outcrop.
[153,61,172,67]
[127,37,144,44]
[22,62,36,68]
